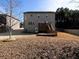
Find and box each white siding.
[6,16,20,30]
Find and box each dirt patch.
[0,32,79,59]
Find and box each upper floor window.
[46,16,48,18]
[38,16,40,18]
[30,14,32,17]
[37,14,40,18]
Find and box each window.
[37,14,40,18]
[28,22,35,25]
[28,22,32,25]
[46,16,47,18]
[30,15,32,17]
[38,16,40,18]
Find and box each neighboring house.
[24,12,56,33]
[0,14,20,32]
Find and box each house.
[24,11,56,34]
[0,14,20,32]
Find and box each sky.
[0,0,79,22]
[20,0,79,11]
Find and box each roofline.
[0,14,20,21]
[7,15,20,21]
[24,11,55,14]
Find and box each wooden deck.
[37,32,57,36]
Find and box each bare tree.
[69,0,79,3]
[0,0,22,40]
[8,0,22,40]
[69,0,79,7]
[9,0,12,39]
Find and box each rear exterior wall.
[24,12,55,33]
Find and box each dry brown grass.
[0,32,79,59]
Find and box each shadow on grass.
[0,29,36,36]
